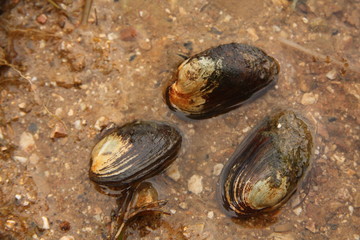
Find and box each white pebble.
[94,116,107,130]
[293,207,302,216]
[349,205,354,215]
[242,126,251,133]
[19,132,36,153]
[207,211,214,219]
[74,120,82,130]
[166,164,181,181]
[5,220,16,230]
[42,216,50,229]
[188,175,203,194]
[326,69,337,80]
[13,156,28,164]
[55,108,63,117]
[107,32,118,41]
[68,109,74,116]
[59,236,75,240]
[179,202,188,210]
[18,102,26,109]
[273,25,281,32]
[213,163,224,176]
[301,93,318,105]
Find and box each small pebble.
[29,153,40,164]
[293,206,302,216]
[5,219,17,230]
[188,175,203,194]
[18,102,27,110]
[179,202,188,210]
[50,123,68,138]
[301,92,318,105]
[42,216,50,230]
[59,221,71,231]
[273,25,281,32]
[74,120,82,130]
[94,116,108,131]
[15,194,21,199]
[242,126,251,133]
[305,221,317,233]
[170,209,176,214]
[55,108,63,117]
[13,155,28,164]
[326,69,337,80]
[213,163,223,176]
[332,152,345,164]
[59,236,75,240]
[36,14,48,24]
[79,103,88,111]
[349,205,354,215]
[166,164,181,181]
[28,123,38,134]
[107,32,118,41]
[207,211,214,219]
[20,132,36,153]
[120,26,137,41]
[67,109,74,116]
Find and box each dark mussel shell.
[89,121,182,188]
[218,110,313,217]
[165,43,280,119]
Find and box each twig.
[0,60,34,86]
[278,37,360,74]
[46,0,61,9]
[81,0,93,25]
[113,200,169,239]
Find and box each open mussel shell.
[218,110,313,217]
[89,121,182,189]
[165,43,280,119]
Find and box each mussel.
[165,43,280,119]
[218,110,313,217]
[89,120,182,189]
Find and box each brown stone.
[59,220,71,231]
[36,14,48,24]
[50,123,68,139]
[120,27,137,41]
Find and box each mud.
[0,0,359,239]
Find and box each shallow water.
[0,0,359,239]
